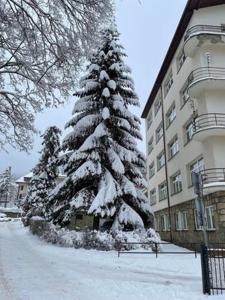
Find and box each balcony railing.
[184,25,225,42]
[193,113,225,133]
[199,168,225,187]
[188,67,225,86]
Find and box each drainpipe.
[160,85,173,242]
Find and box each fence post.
[200,244,210,295]
[155,243,158,258]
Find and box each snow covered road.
[0,221,223,300]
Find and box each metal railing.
[199,168,225,186]
[184,24,225,42]
[201,244,225,295]
[193,113,225,133]
[188,67,225,86]
[118,242,198,258]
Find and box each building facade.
[142,0,225,245]
[16,172,65,202]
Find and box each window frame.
[206,205,216,230]
[157,151,165,171]
[158,181,168,201]
[147,136,154,155]
[155,121,163,144]
[180,81,190,109]
[177,49,186,72]
[148,161,155,179]
[166,102,176,128]
[154,93,162,117]
[183,118,194,145]
[168,135,179,159]
[147,111,152,130]
[171,171,182,195]
[164,70,173,97]
[150,188,157,206]
[175,211,188,231]
[188,156,205,187]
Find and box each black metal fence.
[118,242,198,258]
[201,244,225,295]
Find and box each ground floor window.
[206,205,216,230]
[194,206,216,230]
[175,211,188,230]
[160,214,170,231]
[194,209,201,230]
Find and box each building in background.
[142,0,225,246]
[16,172,65,203]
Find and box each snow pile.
[0,206,22,213]
[28,217,160,251]
[0,212,11,222]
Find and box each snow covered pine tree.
[0,167,15,207]
[23,127,61,224]
[49,28,151,230]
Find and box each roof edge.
[141,0,225,118]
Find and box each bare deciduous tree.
[0,0,113,151]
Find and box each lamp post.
[192,172,208,246]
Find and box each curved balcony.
[199,168,225,190]
[184,25,225,57]
[187,67,225,98]
[193,113,225,141]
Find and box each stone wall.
[154,191,225,248]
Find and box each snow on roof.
[16,171,66,183]
[16,172,33,183]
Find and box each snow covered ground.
[0,221,224,300]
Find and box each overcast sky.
[1,0,187,178]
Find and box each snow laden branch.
[0,0,113,151]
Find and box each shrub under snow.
[29,217,160,251]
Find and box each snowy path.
[0,221,223,300]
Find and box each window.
[20,185,24,191]
[147,137,154,155]
[154,94,162,116]
[158,181,167,201]
[166,103,176,128]
[177,49,186,72]
[189,157,205,186]
[182,211,188,230]
[148,162,155,179]
[180,82,189,108]
[171,172,182,195]
[147,112,152,130]
[157,151,165,170]
[194,209,201,230]
[175,211,188,230]
[168,135,179,159]
[184,119,194,144]
[156,122,163,143]
[150,188,156,206]
[206,206,216,230]
[164,71,173,96]
[160,215,170,231]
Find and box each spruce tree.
[23,126,61,222]
[49,27,151,230]
[0,167,15,207]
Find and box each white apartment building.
[142,0,225,245]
